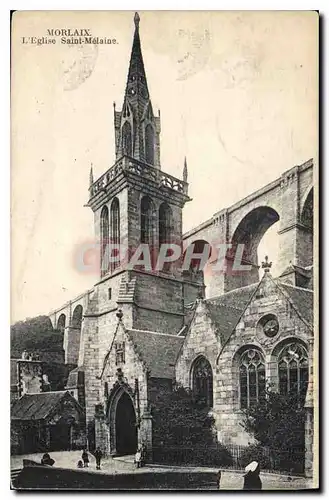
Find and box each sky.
[11,11,318,322]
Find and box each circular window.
[257,314,279,338]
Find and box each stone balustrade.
[89,156,188,198]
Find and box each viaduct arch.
[183,159,314,296]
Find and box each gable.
[221,275,313,357]
[176,300,220,367]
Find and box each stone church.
[47,13,314,473]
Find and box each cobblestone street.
[11,451,312,490]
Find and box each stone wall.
[176,299,219,390]
[176,275,313,448]
[97,321,151,455]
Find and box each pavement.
[11,450,313,490]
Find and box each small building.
[11,391,86,454]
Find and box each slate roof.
[202,279,313,345]
[278,283,314,327]
[207,282,259,310]
[11,391,69,421]
[204,283,258,344]
[204,302,245,345]
[126,329,184,379]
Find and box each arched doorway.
[115,392,137,455]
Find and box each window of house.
[239,348,266,409]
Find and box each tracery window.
[192,356,213,407]
[239,349,266,409]
[141,196,154,245]
[115,342,125,365]
[100,205,109,277]
[122,121,132,156]
[159,203,172,246]
[110,198,120,271]
[145,124,155,165]
[278,343,308,399]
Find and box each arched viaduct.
[183,159,314,297]
[48,289,96,365]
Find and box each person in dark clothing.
[77,460,84,468]
[243,461,262,490]
[140,444,147,467]
[82,449,89,468]
[41,453,55,466]
[94,447,103,470]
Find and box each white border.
[2,1,326,499]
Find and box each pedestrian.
[217,470,222,490]
[82,449,89,468]
[135,447,142,468]
[77,460,84,468]
[94,447,103,470]
[41,453,55,466]
[243,461,262,490]
[141,444,147,467]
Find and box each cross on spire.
[261,256,272,273]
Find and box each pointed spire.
[134,12,140,30]
[125,11,149,102]
[89,164,94,187]
[183,157,188,183]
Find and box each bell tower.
[88,12,190,279]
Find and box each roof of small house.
[11,391,80,421]
[126,329,184,379]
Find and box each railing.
[89,156,188,198]
[152,444,305,475]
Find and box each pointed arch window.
[278,343,308,400]
[145,124,155,165]
[100,205,109,277]
[122,121,132,156]
[141,196,154,245]
[239,348,266,409]
[159,203,172,246]
[110,198,120,272]
[191,356,213,407]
